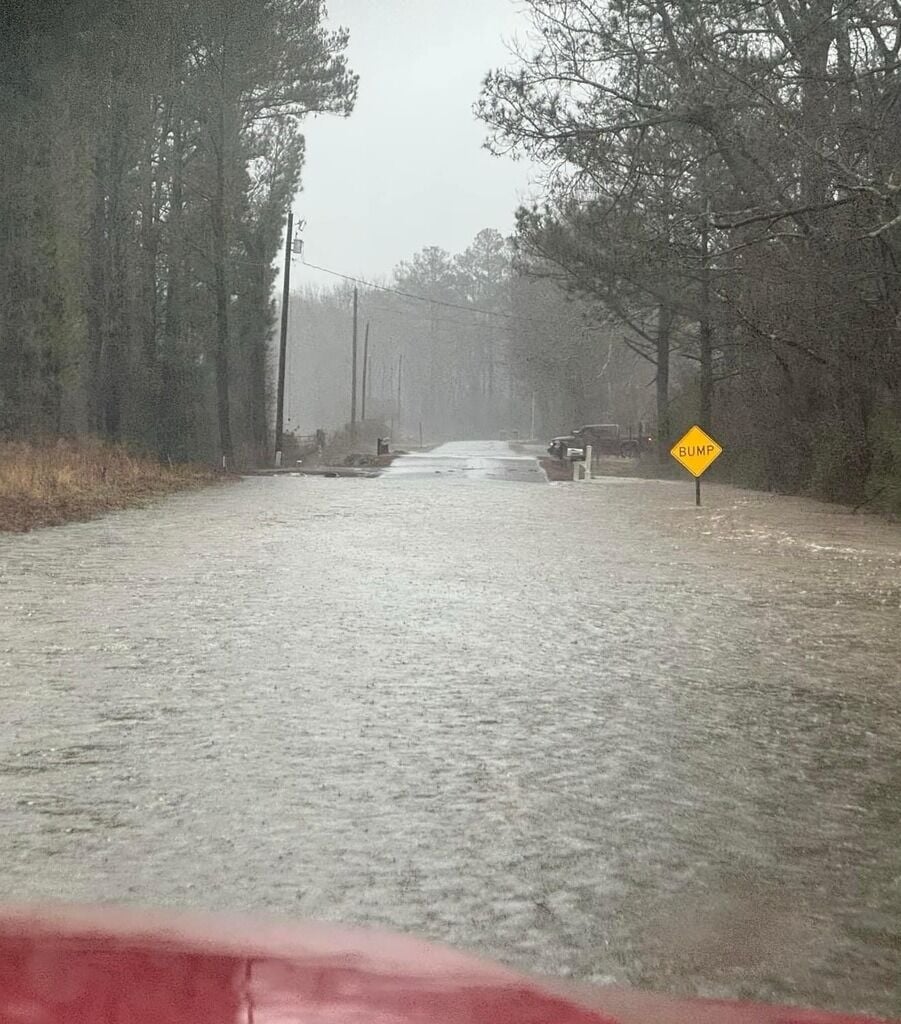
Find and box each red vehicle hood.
[0,904,891,1024]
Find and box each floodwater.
[383,440,547,482]
[1,441,899,1018]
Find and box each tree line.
[286,227,653,443]
[0,0,355,465]
[478,0,901,506]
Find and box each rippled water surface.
[1,442,899,1017]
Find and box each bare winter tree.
[479,0,901,504]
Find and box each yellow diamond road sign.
[670,425,723,477]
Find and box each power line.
[189,245,605,334]
[354,301,515,333]
[181,240,602,333]
[300,258,587,329]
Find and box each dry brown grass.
[0,439,225,533]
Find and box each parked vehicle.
[548,424,653,461]
[548,429,591,460]
[547,435,582,460]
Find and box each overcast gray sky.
[294,0,537,289]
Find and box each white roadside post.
[570,444,592,481]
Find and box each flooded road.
[1,441,899,1018]
[384,440,547,482]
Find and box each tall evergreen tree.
[0,0,356,466]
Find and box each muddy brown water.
[1,442,899,1017]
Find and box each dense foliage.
[0,0,355,465]
[479,0,901,506]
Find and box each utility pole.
[699,196,713,431]
[350,286,358,442]
[361,321,370,423]
[389,358,395,437]
[530,391,536,439]
[274,210,293,466]
[396,352,403,440]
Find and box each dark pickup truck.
[548,424,650,460]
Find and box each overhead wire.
[300,258,598,330]
[351,300,516,333]
[189,245,604,335]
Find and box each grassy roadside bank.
[0,440,227,533]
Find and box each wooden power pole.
[396,352,403,439]
[351,286,358,441]
[361,321,370,423]
[274,210,293,465]
[699,197,713,430]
